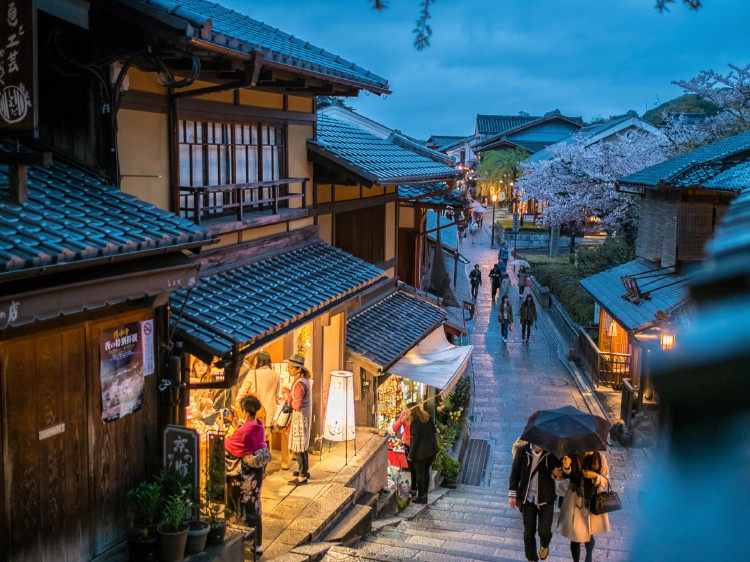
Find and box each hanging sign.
[0,0,37,132]
[140,319,155,376]
[163,425,200,491]
[99,322,145,422]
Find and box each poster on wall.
[100,322,145,422]
[0,0,38,132]
[140,319,155,376]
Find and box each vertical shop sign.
[99,322,145,422]
[163,425,200,491]
[0,0,37,132]
[140,319,155,376]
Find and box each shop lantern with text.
[323,370,356,463]
[660,328,676,351]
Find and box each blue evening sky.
[225,0,749,139]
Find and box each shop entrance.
[1,324,91,561]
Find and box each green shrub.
[432,443,462,480]
[126,481,162,525]
[497,220,545,232]
[525,237,634,326]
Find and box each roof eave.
[306,142,380,183]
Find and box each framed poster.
[100,322,145,422]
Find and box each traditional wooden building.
[472,109,585,156]
[1,0,397,559]
[578,131,750,415]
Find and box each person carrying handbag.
[225,395,268,556]
[282,353,312,486]
[553,452,612,562]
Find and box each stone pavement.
[324,223,647,562]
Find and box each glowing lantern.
[661,331,675,350]
[607,322,619,338]
[323,371,356,443]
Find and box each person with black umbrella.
[509,442,561,561]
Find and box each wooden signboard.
[0,0,37,132]
[163,425,200,491]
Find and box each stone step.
[322,504,373,544]
[354,535,519,561]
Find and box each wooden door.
[1,325,91,562]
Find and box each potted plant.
[126,480,162,561]
[157,493,192,562]
[203,441,229,546]
[433,440,462,489]
[185,519,210,555]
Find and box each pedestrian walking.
[553,452,612,562]
[501,272,511,296]
[392,402,418,496]
[488,262,503,300]
[509,442,561,562]
[469,220,478,244]
[283,353,312,486]
[225,395,268,556]
[520,294,537,344]
[407,403,439,504]
[469,264,482,300]
[498,294,513,342]
[498,242,511,269]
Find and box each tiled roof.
[310,115,458,184]
[171,242,384,356]
[397,182,466,208]
[427,135,470,151]
[476,114,540,136]
[580,259,691,332]
[347,288,445,370]
[702,160,750,192]
[131,0,389,94]
[618,131,750,190]
[0,142,209,278]
[700,186,750,281]
[390,133,455,166]
[475,137,551,154]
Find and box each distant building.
[472,109,585,156]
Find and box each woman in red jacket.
[393,402,418,495]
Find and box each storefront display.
[376,375,424,431]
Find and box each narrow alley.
[325,223,646,561]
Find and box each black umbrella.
[519,405,610,458]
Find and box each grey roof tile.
[346,288,445,370]
[0,142,209,276]
[310,115,458,184]
[580,259,691,332]
[171,242,385,356]
[135,0,389,93]
[619,131,750,190]
[397,182,466,207]
[476,114,540,136]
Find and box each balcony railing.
[178,178,308,225]
[576,328,631,389]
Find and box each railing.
[577,328,631,389]
[178,177,308,225]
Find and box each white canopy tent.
[389,327,473,395]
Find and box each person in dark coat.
[498,294,514,343]
[407,404,439,504]
[519,294,538,344]
[488,262,503,300]
[469,264,482,300]
[509,442,561,562]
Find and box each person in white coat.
[235,351,280,436]
[553,452,611,562]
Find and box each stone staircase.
[322,485,631,562]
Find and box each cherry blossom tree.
[517,130,669,235]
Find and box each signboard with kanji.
[163,425,200,492]
[0,0,37,132]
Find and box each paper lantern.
[323,371,356,442]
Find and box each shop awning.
[346,286,446,372]
[171,242,385,359]
[389,326,473,394]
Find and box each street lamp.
[490,193,498,248]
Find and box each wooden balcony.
[179,178,309,233]
[576,328,631,389]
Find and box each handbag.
[509,322,515,332]
[275,380,298,429]
[244,445,272,469]
[590,482,622,515]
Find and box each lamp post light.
[490,193,498,249]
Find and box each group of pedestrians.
[510,442,611,562]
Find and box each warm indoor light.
[323,371,356,442]
[491,193,498,202]
[661,332,675,350]
[607,322,618,338]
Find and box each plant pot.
[128,534,158,562]
[133,522,161,541]
[441,477,458,489]
[157,523,189,562]
[185,520,210,554]
[207,520,227,546]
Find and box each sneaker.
[503,337,507,343]
[540,546,549,560]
